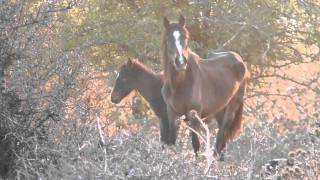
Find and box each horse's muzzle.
[174,56,187,70]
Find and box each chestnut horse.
[110,58,174,144]
[161,15,249,158]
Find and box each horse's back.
[207,51,238,60]
[200,51,247,81]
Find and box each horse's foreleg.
[165,105,179,145]
[160,114,171,144]
[186,110,201,156]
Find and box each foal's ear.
[179,15,185,27]
[127,58,133,68]
[163,16,170,29]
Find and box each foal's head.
[163,15,190,71]
[111,58,138,104]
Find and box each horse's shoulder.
[187,53,202,75]
[156,72,165,82]
[161,82,171,103]
[187,52,200,65]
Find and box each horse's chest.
[170,88,200,115]
[162,81,201,115]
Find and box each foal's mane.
[126,59,157,77]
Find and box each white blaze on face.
[173,30,184,64]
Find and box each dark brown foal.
[111,58,175,144]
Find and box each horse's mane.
[160,30,167,70]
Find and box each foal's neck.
[134,65,160,102]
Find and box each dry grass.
[5,106,318,179]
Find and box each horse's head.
[163,15,189,71]
[111,58,137,104]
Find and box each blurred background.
[0,0,319,179]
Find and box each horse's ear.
[179,15,185,27]
[163,16,170,29]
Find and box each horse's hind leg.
[215,109,232,159]
[215,87,244,159]
[214,108,226,160]
[215,126,227,160]
[215,103,242,158]
[186,110,201,156]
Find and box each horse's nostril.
[184,56,188,63]
[175,57,180,66]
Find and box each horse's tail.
[225,79,246,141]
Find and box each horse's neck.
[168,66,188,87]
[165,52,198,89]
[135,69,161,104]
